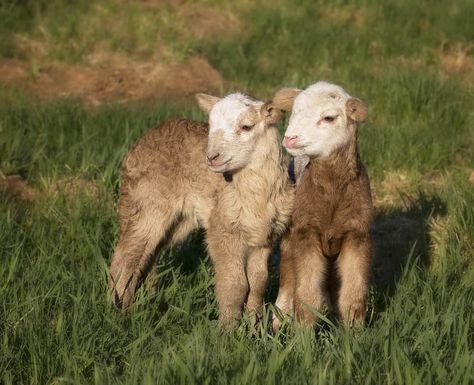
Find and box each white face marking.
[284,81,353,158]
[209,93,263,139]
[207,93,266,173]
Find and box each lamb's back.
[120,118,221,200]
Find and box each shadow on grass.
[369,191,447,322]
[142,229,209,311]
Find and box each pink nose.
[283,135,299,149]
[207,152,221,167]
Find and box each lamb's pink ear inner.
[271,88,302,112]
[346,98,368,123]
[195,93,221,114]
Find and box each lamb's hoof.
[340,302,367,329]
[272,319,282,334]
[109,272,137,311]
[111,287,136,310]
[218,315,240,332]
[270,311,280,333]
[271,308,290,333]
[111,289,124,310]
[248,312,264,336]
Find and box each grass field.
[1,1,473,384]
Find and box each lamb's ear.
[195,93,221,114]
[260,102,283,125]
[346,98,368,123]
[271,88,302,112]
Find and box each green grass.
[1,0,474,384]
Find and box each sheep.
[108,92,294,330]
[271,81,373,329]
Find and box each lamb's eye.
[241,124,254,132]
[323,116,336,123]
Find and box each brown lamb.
[272,81,374,328]
[108,92,293,330]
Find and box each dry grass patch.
[391,55,425,71]
[427,215,450,272]
[388,42,474,87]
[438,41,474,75]
[176,3,242,40]
[12,34,49,61]
[372,170,413,208]
[372,170,448,209]
[46,176,101,201]
[317,5,368,31]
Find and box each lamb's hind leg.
[336,236,371,327]
[109,209,176,309]
[145,213,199,294]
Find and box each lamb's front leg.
[207,229,248,330]
[245,246,271,321]
[294,240,327,327]
[336,236,372,327]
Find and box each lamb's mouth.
[208,158,232,172]
[286,146,307,156]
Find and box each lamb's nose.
[283,135,299,149]
[207,152,220,162]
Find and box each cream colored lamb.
[108,92,294,329]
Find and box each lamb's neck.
[309,132,361,187]
[232,126,286,189]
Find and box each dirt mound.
[0,172,37,202]
[0,56,224,105]
[0,169,102,203]
[0,59,29,85]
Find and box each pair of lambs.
[108,81,373,330]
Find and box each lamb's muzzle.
[283,135,300,149]
[206,151,225,168]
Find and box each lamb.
[108,92,294,329]
[271,81,374,328]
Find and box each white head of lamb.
[196,92,282,173]
[272,81,367,158]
